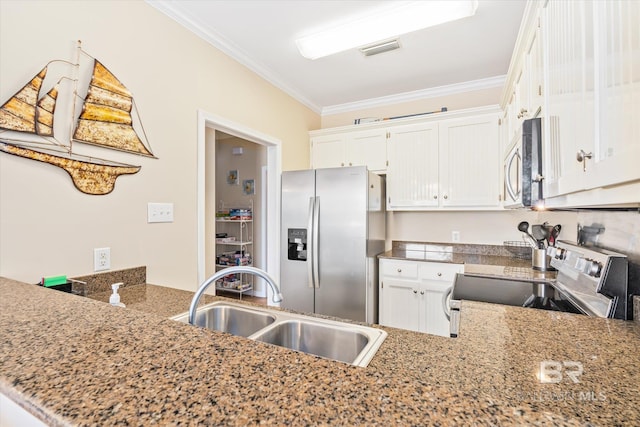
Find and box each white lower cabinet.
[379,259,463,337]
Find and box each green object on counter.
[43,275,67,287]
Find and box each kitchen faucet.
[188,266,283,325]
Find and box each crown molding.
[147,0,323,113]
[147,1,507,118]
[321,75,506,116]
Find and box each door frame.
[196,110,282,303]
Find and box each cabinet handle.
[576,150,593,172]
[397,268,402,273]
[517,108,528,119]
[413,290,418,294]
[341,162,344,167]
[349,162,352,166]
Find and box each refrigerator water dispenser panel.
[287,228,307,261]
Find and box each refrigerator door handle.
[307,197,315,288]
[312,196,320,289]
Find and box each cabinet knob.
[443,195,448,200]
[349,162,352,166]
[341,162,344,167]
[517,108,528,119]
[433,195,438,199]
[437,272,442,277]
[397,268,402,273]
[413,290,418,294]
[420,291,424,295]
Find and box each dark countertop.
[1,277,639,426]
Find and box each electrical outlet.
[452,231,461,243]
[94,247,111,272]
[148,202,174,223]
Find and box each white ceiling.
[148,0,526,115]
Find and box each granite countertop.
[1,277,639,426]
[379,241,557,282]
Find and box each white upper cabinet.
[528,23,544,117]
[345,129,388,171]
[502,0,640,207]
[310,133,346,169]
[387,111,501,210]
[588,0,640,190]
[311,107,501,211]
[438,114,501,208]
[506,15,543,146]
[310,128,387,172]
[543,0,596,198]
[387,122,439,209]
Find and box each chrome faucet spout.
[188,266,283,325]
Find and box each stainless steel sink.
[171,301,387,367]
[253,319,370,365]
[172,302,276,337]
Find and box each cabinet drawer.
[381,260,419,279]
[419,262,463,281]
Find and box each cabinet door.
[422,280,452,338]
[588,0,640,190]
[514,64,530,126]
[543,0,595,198]
[387,122,439,209]
[379,279,421,332]
[345,129,387,172]
[439,114,501,207]
[311,134,346,169]
[528,23,544,117]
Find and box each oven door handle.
[442,286,452,321]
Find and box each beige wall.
[0,1,319,288]
[387,210,578,247]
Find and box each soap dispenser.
[109,282,126,307]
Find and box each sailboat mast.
[67,40,83,155]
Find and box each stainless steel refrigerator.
[280,166,385,323]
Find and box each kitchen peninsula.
[1,277,639,426]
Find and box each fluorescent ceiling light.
[295,0,479,60]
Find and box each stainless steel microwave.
[503,118,543,208]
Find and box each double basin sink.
[171,301,387,367]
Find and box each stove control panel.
[550,240,629,319]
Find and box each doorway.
[213,132,266,301]
[196,110,282,305]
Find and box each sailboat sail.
[73,60,154,157]
[0,68,47,134]
[36,85,58,136]
[0,43,157,195]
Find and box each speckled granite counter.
[380,241,558,282]
[2,277,639,426]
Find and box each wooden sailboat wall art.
[0,41,157,195]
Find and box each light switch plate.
[148,203,174,223]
